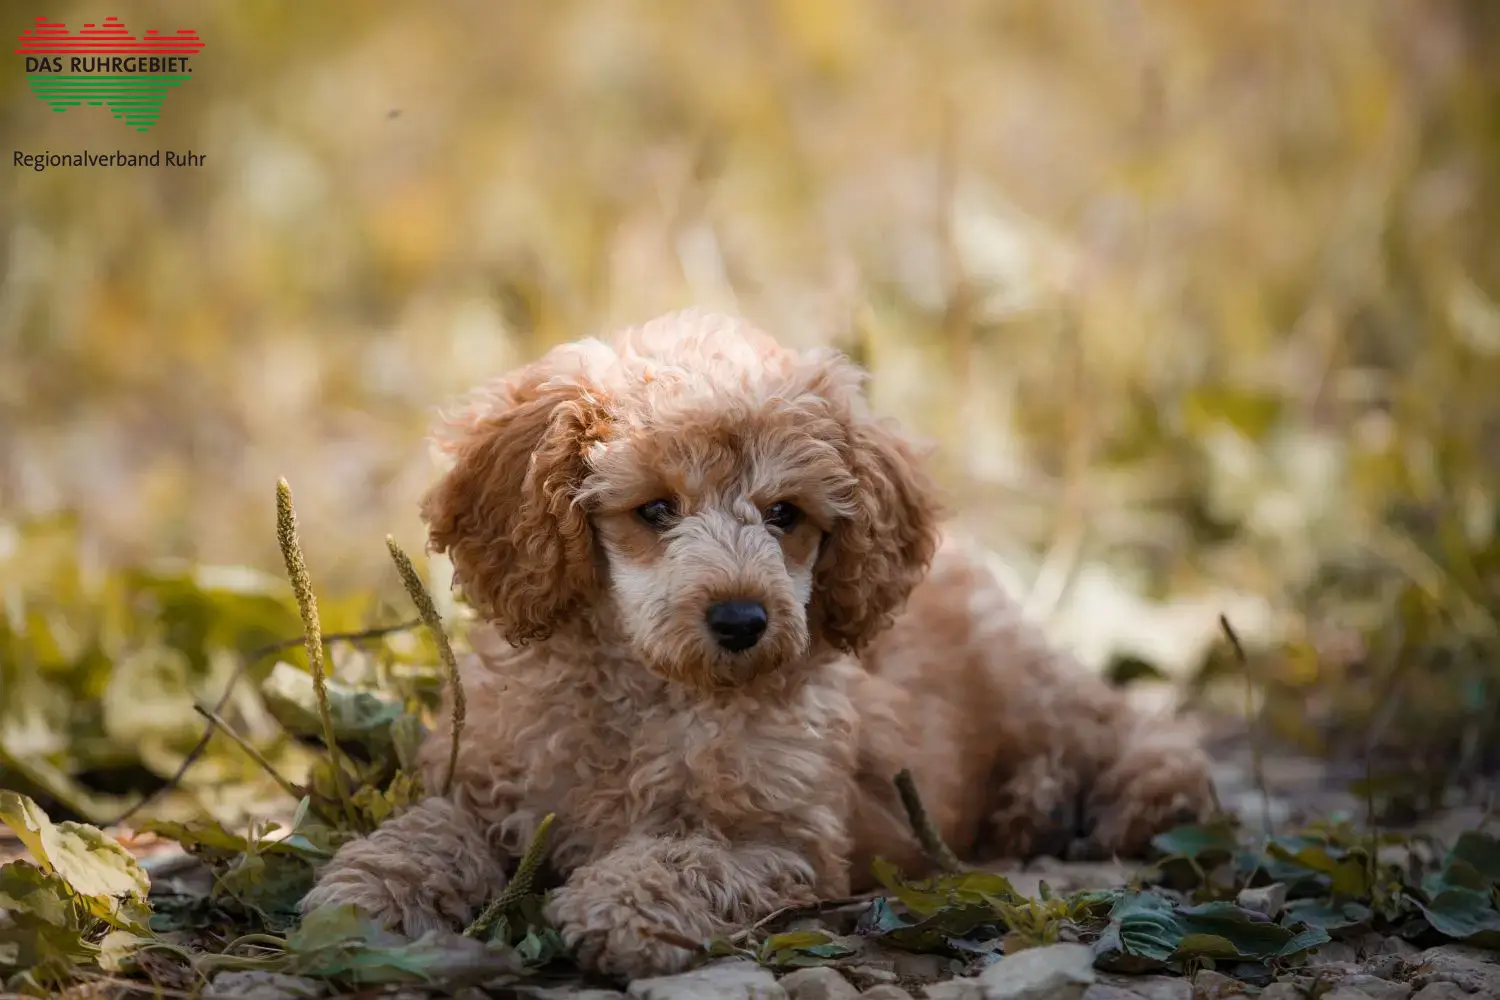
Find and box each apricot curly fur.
[304,308,1216,981]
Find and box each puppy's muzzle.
[705,599,768,652]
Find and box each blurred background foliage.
[3,0,1500,829]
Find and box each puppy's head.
[422,310,940,689]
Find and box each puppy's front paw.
[1079,742,1216,858]
[298,797,511,937]
[299,867,449,937]
[545,882,705,980]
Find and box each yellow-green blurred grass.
[4,1,1500,801]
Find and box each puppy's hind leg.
[979,752,1086,862]
[963,575,1212,861]
[1075,719,1216,860]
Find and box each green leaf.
[1281,899,1373,937]
[97,930,150,973]
[286,905,520,984]
[1266,839,1342,876]
[1448,832,1500,885]
[1418,888,1500,947]
[760,929,856,968]
[144,814,345,863]
[0,856,115,979]
[514,925,568,967]
[1107,892,1180,966]
[351,770,422,826]
[0,790,150,931]
[0,918,99,976]
[858,899,1006,956]
[140,817,254,857]
[763,930,837,952]
[217,851,318,928]
[870,856,1020,917]
[1425,831,1500,899]
[1176,901,1329,958]
[0,862,77,927]
[1152,820,1240,863]
[1262,836,1371,899]
[1174,932,1241,959]
[262,660,404,752]
[1094,891,1331,972]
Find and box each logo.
[16,16,204,132]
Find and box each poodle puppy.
[301,309,1215,979]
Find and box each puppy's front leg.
[300,796,509,935]
[547,833,823,979]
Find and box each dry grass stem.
[386,535,466,796]
[191,703,304,806]
[1219,614,1272,837]
[276,478,357,827]
[464,812,555,939]
[894,767,968,874]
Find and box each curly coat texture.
[301,309,1216,979]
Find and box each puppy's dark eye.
[636,499,677,530]
[764,501,802,532]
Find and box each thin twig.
[191,704,303,804]
[894,768,968,874]
[464,813,556,939]
[727,892,877,946]
[106,619,419,828]
[387,535,466,796]
[253,619,422,662]
[276,478,358,828]
[1219,614,1272,837]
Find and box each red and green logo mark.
[17,16,204,132]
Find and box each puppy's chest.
[543,691,853,836]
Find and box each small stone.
[1411,984,1473,1000]
[1318,988,1381,1000]
[627,958,786,1000]
[861,988,916,1000]
[1365,955,1406,981]
[1256,986,1303,1000]
[923,981,984,1000]
[1236,882,1288,918]
[1310,942,1363,966]
[1376,938,1420,959]
[1093,975,1190,1000]
[780,967,860,1000]
[1190,969,1245,998]
[1337,974,1412,1000]
[976,943,1096,1000]
[522,987,630,1000]
[846,966,901,988]
[1080,986,1142,1000]
[1409,944,1500,995]
[890,950,952,981]
[205,971,326,999]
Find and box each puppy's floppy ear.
[812,413,941,652]
[421,370,608,644]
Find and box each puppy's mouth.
[637,623,809,691]
[706,648,779,687]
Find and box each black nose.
[705,599,769,652]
